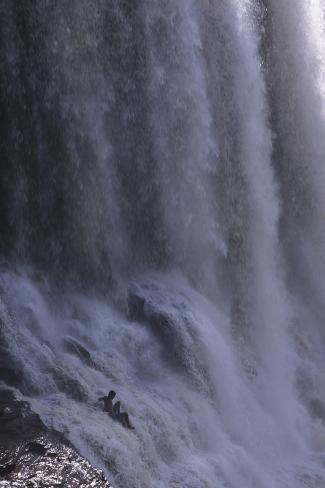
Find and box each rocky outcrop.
[62,337,92,363]
[0,366,21,386]
[0,389,112,487]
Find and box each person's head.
[108,390,116,399]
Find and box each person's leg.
[113,401,121,416]
[119,413,128,428]
[120,412,134,429]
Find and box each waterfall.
[1,1,325,487]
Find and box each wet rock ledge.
[0,389,112,487]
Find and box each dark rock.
[0,388,112,487]
[0,345,23,386]
[27,442,47,456]
[128,284,168,329]
[0,394,44,442]
[127,283,193,368]
[0,389,15,403]
[128,284,182,347]
[62,337,91,362]
[0,367,21,386]
[127,282,215,396]
[0,463,16,477]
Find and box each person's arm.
[98,396,106,401]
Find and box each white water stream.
[1,1,325,486]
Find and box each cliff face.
[0,389,112,487]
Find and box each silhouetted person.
[98,390,116,415]
[98,390,134,429]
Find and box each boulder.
[127,281,215,395]
[127,282,193,368]
[128,284,180,343]
[0,388,112,487]
[62,337,91,363]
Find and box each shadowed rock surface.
[62,337,92,363]
[0,389,112,487]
